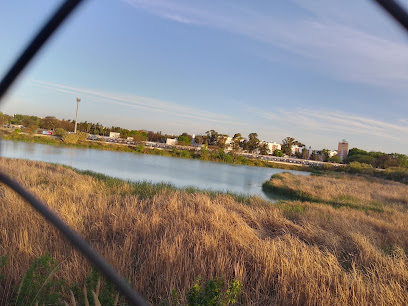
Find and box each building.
[109,132,120,138]
[291,145,302,155]
[166,138,177,146]
[328,150,338,158]
[338,139,349,162]
[265,142,281,154]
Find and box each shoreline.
[0,131,312,172]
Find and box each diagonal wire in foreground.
[0,0,81,100]
[0,0,147,304]
[2,0,408,304]
[0,172,147,305]
[374,0,408,32]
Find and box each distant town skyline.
[1,1,408,153]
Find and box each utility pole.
[74,97,81,133]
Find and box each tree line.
[2,113,407,168]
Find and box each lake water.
[0,140,309,201]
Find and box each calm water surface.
[1,140,310,201]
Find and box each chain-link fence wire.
[0,0,407,305]
[0,0,146,305]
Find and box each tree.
[273,149,283,157]
[348,148,368,157]
[301,148,310,160]
[231,133,243,152]
[310,150,321,161]
[281,137,305,156]
[133,132,147,143]
[147,131,163,142]
[247,133,260,153]
[54,128,67,137]
[328,155,341,163]
[344,154,375,165]
[320,149,330,162]
[206,130,219,145]
[281,137,295,156]
[40,117,58,130]
[194,135,208,145]
[120,129,130,139]
[178,133,192,145]
[216,135,228,149]
[259,143,270,155]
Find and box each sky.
[1,0,408,153]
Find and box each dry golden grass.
[1,159,408,305]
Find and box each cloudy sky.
[1,0,408,153]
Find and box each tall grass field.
[1,159,408,305]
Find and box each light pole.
[74,97,81,133]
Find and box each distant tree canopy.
[345,148,407,169]
[206,130,219,146]
[259,143,270,155]
[232,133,244,152]
[4,113,408,169]
[245,133,260,153]
[177,133,192,145]
[147,131,163,142]
[281,137,305,156]
[273,149,283,157]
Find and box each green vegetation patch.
[262,180,384,213]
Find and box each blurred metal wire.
[0,1,147,305]
[374,0,408,32]
[1,0,408,305]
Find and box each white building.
[109,132,120,138]
[329,150,338,158]
[266,142,281,154]
[166,138,177,146]
[291,145,302,155]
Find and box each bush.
[77,132,89,142]
[54,128,67,137]
[15,255,65,305]
[346,162,375,175]
[200,147,210,160]
[62,133,79,144]
[328,155,340,163]
[186,277,242,306]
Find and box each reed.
[1,159,408,305]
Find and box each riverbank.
[0,130,311,172]
[1,158,408,304]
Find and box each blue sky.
[2,0,408,153]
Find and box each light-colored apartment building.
[338,139,349,162]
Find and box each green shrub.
[186,276,242,306]
[54,128,67,137]
[346,162,374,175]
[62,133,79,144]
[15,255,65,305]
[77,132,89,142]
[328,155,340,163]
[71,268,118,306]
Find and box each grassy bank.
[1,159,408,304]
[1,130,310,172]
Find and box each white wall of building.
[166,138,177,146]
[109,132,120,138]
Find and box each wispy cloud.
[124,0,408,91]
[33,80,236,125]
[249,106,408,143]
